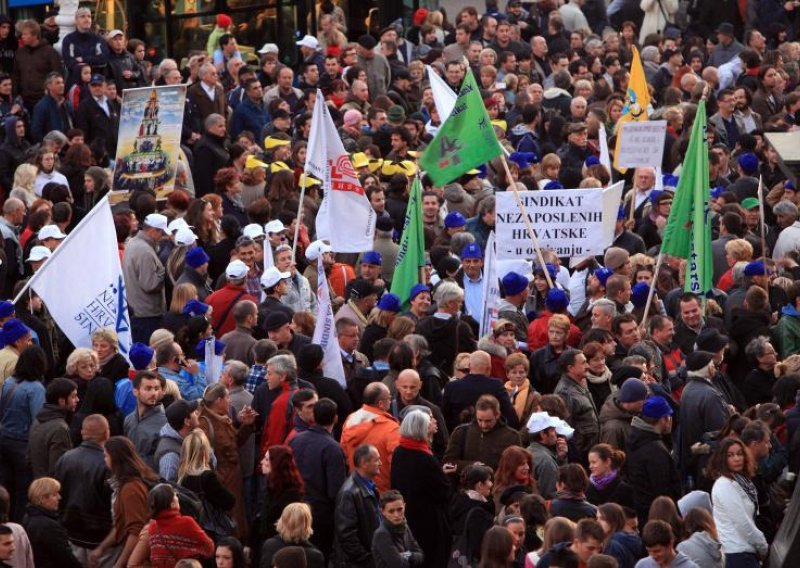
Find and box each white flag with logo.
[312,256,346,387]
[16,196,133,358]
[307,90,376,252]
[480,232,500,338]
[426,65,457,120]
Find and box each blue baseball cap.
[509,151,540,169]
[444,211,467,228]
[631,282,650,309]
[649,189,664,205]
[544,181,564,190]
[744,260,767,276]
[129,342,154,371]
[185,246,210,268]
[662,174,679,188]
[594,267,614,287]
[408,283,430,302]
[545,288,569,312]
[361,251,382,266]
[534,263,558,279]
[737,152,758,175]
[196,338,226,359]
[786,180,796,191]
[182,299,210,317]
[377,292,402,312]
[2,319,29,345]
[642,396,673,419]
[584,155,600,167]
[502,272,529,296]
[710,186,726,199]
[461,242,483,260]
[0,300,14,319]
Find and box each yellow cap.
[368,158,384,173]
[351,152,369,169]
[270,161,291,173]
[245,155,268,169]
[299,173,322,187]
[491,119,507,133]
[264,136,291,150]
[407,150,420,158]
[466,168,480,175]
[381,160,417,177]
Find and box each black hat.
[165,399,198,430]
[263,311,291,332]
[611,365,644,387]
[358,34,377,49]
[695,328,729,353]
[347,278,377,300]
[686,351,715,372]
[499,484,533,506]
[297,344,324,373]
[376,215,395,232]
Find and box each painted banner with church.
[110,85,187,201]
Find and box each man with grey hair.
[191,112,230,197]
[771,200,800,259]
[123,213,168,342]
[187,62,228,129]
[416,281,477,376]
[221,300,258,365]
[590,298,617,331]
[261,354,300,451]
[61,7,109,88]
[0,198,25,295]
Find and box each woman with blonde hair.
[525,517,576,567]
[66,347,123,442]
[360,293,402,362]
[22,477,81,567]
[504,353,539,425]
[9,163,37,207]
[162,282,201,334]
[260,503,324,568]
[387,315,416,341]
[453,352,471,379]
[91,327,130,382]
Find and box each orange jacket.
[328,262,357,298]
[340,404,400,492]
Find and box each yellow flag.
[613,46,651,171]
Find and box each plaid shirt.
[245,364,267,393]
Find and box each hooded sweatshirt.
[777,303,800,358]
[676,531,723,568]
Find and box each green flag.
[419,69,503,186]
[660,99,713,296]
[390,176,425,309]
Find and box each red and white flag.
[307,91,376,252]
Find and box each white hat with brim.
[261,266,291,288]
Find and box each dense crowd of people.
[2,0,800,567]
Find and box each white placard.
[496,187,613,259]
[616,120,667,168]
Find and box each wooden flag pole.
[499,153,554,289]
[639,252,664,327]
[757,175,767,260]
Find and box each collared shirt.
[95,95,110,116]
[201,81,216,101]
[463,273,483,317]
[341,348,355,363]
[634,188,653,211]
[246,364,266,393]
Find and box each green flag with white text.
[660,99,713,296]
[419,69,503,186]
[390,176,425,309]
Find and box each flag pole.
[757,175,767,259]
[292,171,309,265]
[499,153,553,288]
[639,252,663,327]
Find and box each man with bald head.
[55,414,113,563]
[340,382,399,492]
[624,167,657,229]
[440,350,518,431]
[0,197,25,296]
[390,369,449,458]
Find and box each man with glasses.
[710,88,746,149]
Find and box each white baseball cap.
[174,227,198,247]
[553,417,574,440]
[37,224,67,241]
[264,220,286,234]
[243,223,266,240]
[168,218,191,233]
[144,213,169,233]
[27,246,52,263]
[225,259,249,280]
[305,239,333,262]
[258,42,279,55]
[295,35,319,49]
[261,266,291,288]
[525,411,560,434]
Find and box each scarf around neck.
[398,435,432,455]
[733,473,759,510]
[589,469,618,491]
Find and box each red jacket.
[147,509,214,567]
[260,381,298,455]
[527,311,582,352]
[206,283,258,336]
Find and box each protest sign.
[616,120,667,168]
[111,85,187,202]
[495,183,623,260]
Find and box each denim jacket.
[0,378,45,441]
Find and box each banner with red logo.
[307,91,376,252]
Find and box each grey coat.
[123,404,166,469]
[676,531,723,568]
[123,231,166,318]
[678,375,730,476]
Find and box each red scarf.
[398,436,432,455]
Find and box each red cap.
[413,8,429,26]
[326,45,341,57]
[216,14,232,28]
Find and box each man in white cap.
[526,411,569,498]
[37,224,66,252]
[296,34,324,75]
[26,245,51,273]
[123,213,169,343]
[206,259,259,336]
[302,239,335,294]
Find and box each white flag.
[426,65,457,120]
[312,256,346,387]
[16,197,133,358]
[479,232,500,338]
[598,124,612,175]
[307,90,375,252]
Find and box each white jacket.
[639,0,678,44]
[711,476,768,556]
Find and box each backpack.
[145,477,203,520]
